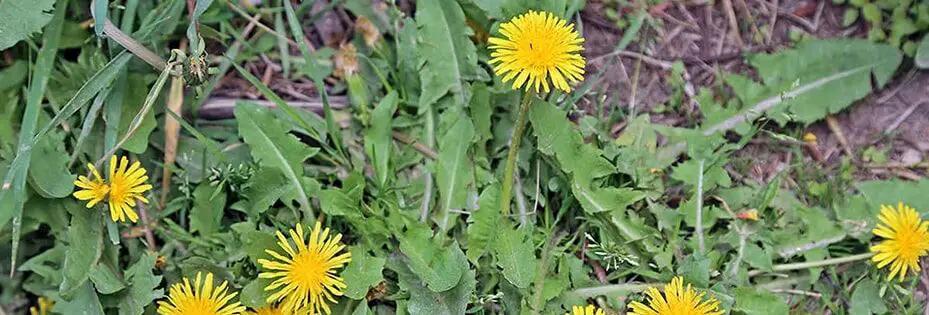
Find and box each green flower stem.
[748,252,875,277]
[500,91,534,216]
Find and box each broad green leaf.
[235,102,318,216]
[572,184,645,214]
[28,131,75,198]
[342,246,386,300]
[732,287,789,315]
[0,60,28,92]
[436,115,474,230]
[118,254,164,315]
[715,39,901,129]
[242,168,289,216]
[395,259,474,315]
[185,0,213,50]
[741,243,773,271]
[466,184,501,262]
[492,223,536,288]
[776,207,846,258]
[116,74,158,153]
[189,184,225,237]
[530,100,644,213]
[53,281,104,315]
[916,33,929,68]
[241,229,278,263]
[319,188,360,218]
[469,83,493,154]
[399,227,468,292]
[364,91,398,188]
[240,278,272,308]
[849,279,888,315]
[415,0,481,108]
[89,264,126,294]
[352,303,371,315]
[0,0,55,49]
[676,253,710,288]
[856,180,929,216]
[60,200,103,297]
[396,17,420,101]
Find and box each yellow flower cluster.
[73,156,153,223]
[156,222,352,315]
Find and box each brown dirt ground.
[579,0,929,181]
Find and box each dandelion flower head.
[157,272,246,315]
[627,276,724,315]
[73,163,108,208]
[489,10,585,93]
[870,202,929,282]
[106,156,153,223]
[258,222,352,314]
[567,304,605,315]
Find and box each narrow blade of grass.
[69,90,108,167]
[282,0,347,161]
[96,60,173,168]
[1,0,68,275]
[33,51,132,146]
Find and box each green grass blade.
[33,51,132,146]
[1,0,68,275]
[281,0,347,160]
[274,3,291,78]
[69,90,108,167]
[96,62,173,167]
[230,62,322,142]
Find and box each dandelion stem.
[748,252,875,277]
[500,92,534,216]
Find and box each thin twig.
[825,115,854,159]
[391,131,437,160]
[766,0,779,44]
[862,162,929,169]
[748,252,875,277]
[885,100,929,135]
[876,69,917,103]
[722,0,743,46]
[768,289,822,298]
[136,201,157,252]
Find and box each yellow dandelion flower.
[106,156,153,223]
[73,163,108,208]
[489,10,586,93]
[567,304,605,315]
[870,202,929,282]
[627,276,724,315]
[157,272,246,315]
[29,297,54,315]
[258,222,352,314]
